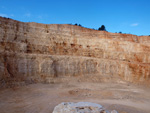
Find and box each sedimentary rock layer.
[0,17,150,85]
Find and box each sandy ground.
[0,81,150,113]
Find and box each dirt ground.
[0,80,150,113]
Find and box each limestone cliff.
[0,17,150,86]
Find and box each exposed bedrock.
[0,17,150,86]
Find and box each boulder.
[52,102,114,113]
[111,110,118,113]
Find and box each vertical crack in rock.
[52,60,58,77]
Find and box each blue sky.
[0,0,150,36]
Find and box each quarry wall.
[0,17,150,85]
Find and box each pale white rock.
[52,102,109,113]
[111,110,118,113]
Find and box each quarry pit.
[0,17,150,113]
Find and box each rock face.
[52,102,109,113]
[0,17,150,86]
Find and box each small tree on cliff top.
[98,25,106,31]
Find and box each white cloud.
[10,14,14,17]
[24,13,31,17]
[130,23,139,27]
[0,6,7,10]
[0,13,14,18]
[37,14,49,19]
[37,15,43,19]
[0,13,8,17]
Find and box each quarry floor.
[0,80,150,113]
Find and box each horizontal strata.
[0,53,149,83]
[0,17,150,85]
